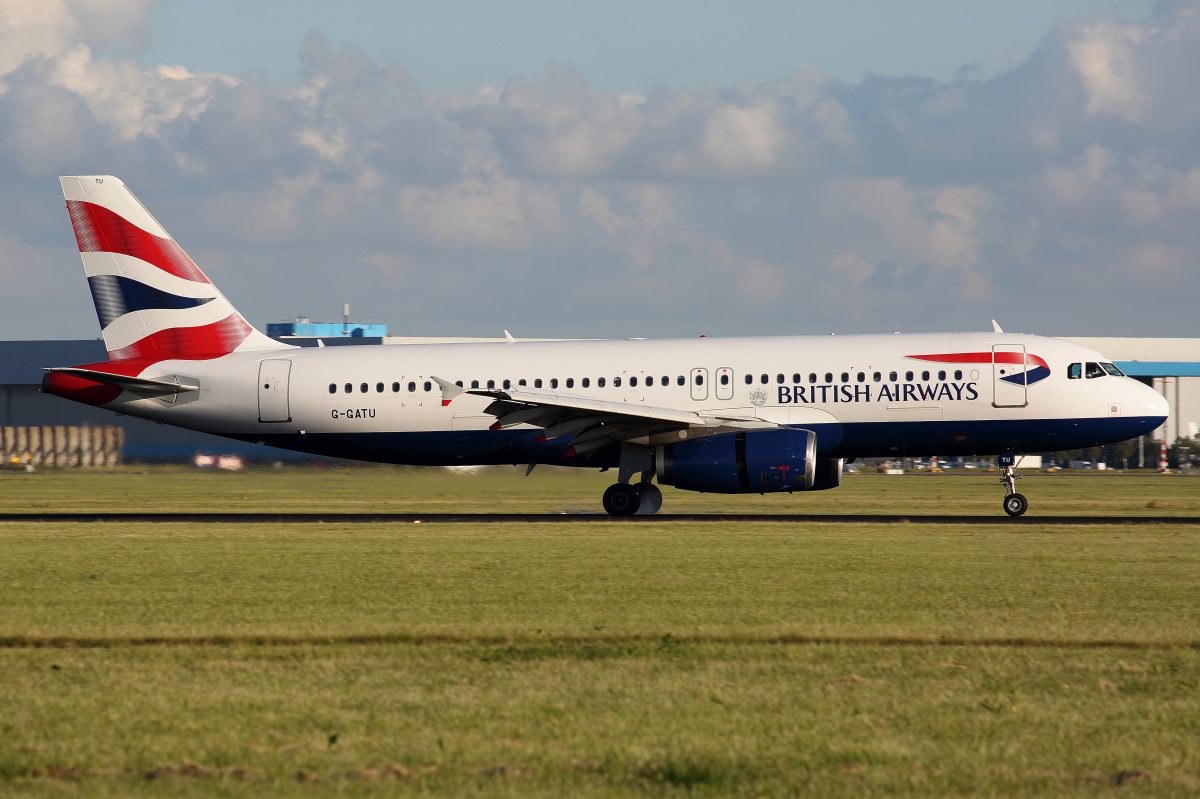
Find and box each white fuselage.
[89,331,1167,467]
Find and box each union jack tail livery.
[58,176,284,363]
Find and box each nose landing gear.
[998,453,1027,517]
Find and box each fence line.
[2,425,124,467]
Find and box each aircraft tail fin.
[58,176,287,362]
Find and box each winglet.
[503,329,515,344]
[991,319,1003,333]
[431,375,464,407]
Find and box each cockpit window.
[1085,362,1105,379]
[1101,362,1124,376]
[1067,363,1082,380]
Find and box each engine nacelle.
[811,458,843,491]
[656,429,816,494]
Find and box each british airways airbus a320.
[43,177,1168,516]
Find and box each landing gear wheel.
[633,482,662,515]
[603,483,641,516]
[1003,493,1028,517]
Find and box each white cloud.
[1067,22,1146,121]
[0,0,1198,339]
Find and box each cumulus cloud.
[0,0,1197,340]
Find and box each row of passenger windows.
[1067,362,1123,379]
[734,370,962,386]
[327,368,965,395]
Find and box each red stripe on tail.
[107,313,252,361]
[66,200,210,284]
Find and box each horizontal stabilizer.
[44,367,198,393]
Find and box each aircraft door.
[992,345,1027,408]
[690,368,709,401]
[258,359,292,422]
[715,367,734,401]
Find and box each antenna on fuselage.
[991,319,1003,333]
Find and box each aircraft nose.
[1137,381,1169,421]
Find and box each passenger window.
[534,379,542,388]
[345,383,352,393]
[631,376,638,387]
[1101,363,1123,376]
[825,373,833,383]
[695,374,704,386]
[809,373,817,383]
[504,379,512,389]
[856,372,865,383]
[455,381,463,388]
[921,371,930,381]
[677,375,685,386]
[840,372,849,383]
[1085,362,1105,379]
[487,379,496,389]
[937,370,946,381]
[954,370,962,380]
[720,373,729,386]
[662,376,669,386]
[565,378,573,388]
[614,377,622,387]
[550,378,559,389]
[376,382,384,393]
[598,377,605,388]
[744,374,753,385]
[582,377,590,388]
[793,373,801,384]
[873,372,881,382]
[760,374,768,384]
[519,379,526,386]
[646,376,654,386]
[889,372,897,382]
[408,381,416,392]
[328,383,336,394]
[775,374,783,384]
[392,382,400,392]
[423,381,431,392]
[360,383,368,393]
[905,371,913,381]
[471,380,479,389]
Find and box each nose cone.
[1138,382,1169,427]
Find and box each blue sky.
[1,0,1196,341]
[128,0,1154,91]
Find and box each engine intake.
[656,429,816,494]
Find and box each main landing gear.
[998,453,1028,517]
[602,479,662,516]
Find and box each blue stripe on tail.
[87,274,215,329]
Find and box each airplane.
[42,176,1169,516]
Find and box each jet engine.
[655,429,816,494]
[811,458,844,491]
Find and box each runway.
[2,512,1199,525]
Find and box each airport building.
[2,334,1197,462]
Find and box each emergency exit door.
[690,368,708,401]
[258,359,291,422]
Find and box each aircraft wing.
[431,376,772,455]
[44,367,199,393]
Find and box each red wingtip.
[489,421,502,431]
[534,433,546,443]
[564,447,577,457]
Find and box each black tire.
[1003,493,1028,517]
[602,483,641,516]
[633,483,662,515]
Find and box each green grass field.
[0,463,1197,516]
[1,468,1199,795]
